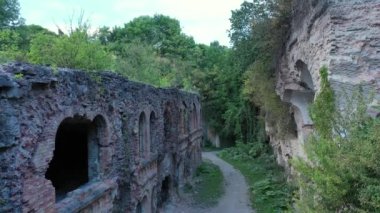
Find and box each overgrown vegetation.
[219,142,294,212]
[293,67,380,212]
[214,1,295,210]
[3,0,380,211]
[29,29,112,71]
[0,0,293,147]
[184,161,224,207]
[202,140,223,152]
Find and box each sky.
[18,0,245,46]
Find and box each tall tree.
[0,0,23,28]
[108,15,196,58]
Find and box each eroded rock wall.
[272,0,380,172]
[0,63,202,212]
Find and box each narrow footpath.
[165,152,254,213]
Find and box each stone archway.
[284,60,315,129]
[149,111,157,155]
[158,176,172,208]
[191,103,198,131]
[163,104,174,144]
[139,112,148,158]
[45,114,107,201]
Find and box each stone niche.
[271,0,380,173]
[0,63,203,212]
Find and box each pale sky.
[18,0,246,46]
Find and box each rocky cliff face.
[271,0,380,172]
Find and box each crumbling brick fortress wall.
[0,63,202,212]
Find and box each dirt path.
[202,152,253,213]
[164,152,254,213]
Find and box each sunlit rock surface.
[271,0,380,173]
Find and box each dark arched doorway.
[45,115,105,201]
[158,176,171,208]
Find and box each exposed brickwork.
[0,63,202,212]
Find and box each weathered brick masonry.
[0,63,202,212]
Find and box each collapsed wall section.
[0,63,203,212]
[272,0,380,173]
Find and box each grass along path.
[185,160,224,207]
[168,152,253,213]
[219,149,293,212]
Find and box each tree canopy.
[0,0,23,28]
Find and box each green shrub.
[293,67,380,212]
[28,30,113,71]
[0,29,26,62]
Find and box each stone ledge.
[56,178,117,213]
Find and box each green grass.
[185,161,224,207]
[219,149,293,212]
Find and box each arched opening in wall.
[179,102,187,135]
[177,160,184,187]
[296,60,314,91]
[288,112,298,138]
[291,60,316,127]
[191,149,196,167]
[139,112,148,158]
[158,176,171,208]
[164,107,172,143]
[184,152,191,178]
[136,202,142,213]
[199,108,203,129]
[136,196,149,213]
[45,115,103,201]
[184,103,189,134]
[151,187,157,213]
[191,103,197,131]
[150,111,156,154]
[278,146,282,156]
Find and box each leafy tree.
[14,25,55,50]
[108,15,196,58]
[0,28,22,62]
[97,14,200,89]
[193,0,292,145]
[96,26,111,45]
[110,15,181,45]
[114,41,169,86]
[0,0,23,28]
[190,41,257,143]
[0,24,55,62]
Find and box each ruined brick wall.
[0,63,202,212]
[271,0,380,173]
